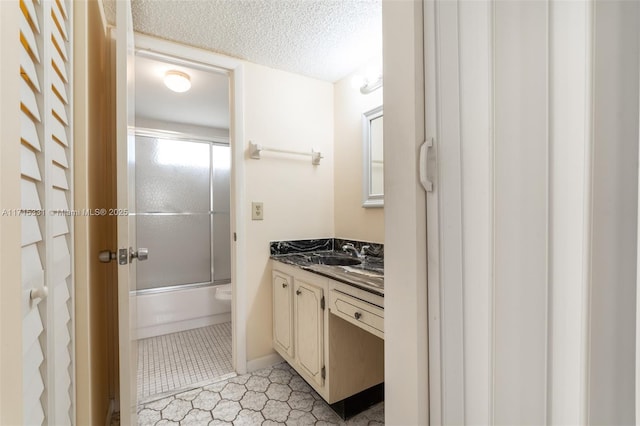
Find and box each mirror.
[362,105,384,207]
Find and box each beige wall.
[74,0,115,424]
[0,1,23,424]
[333,66,384,243]
[243,62,334,361]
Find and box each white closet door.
[20,0,74,424]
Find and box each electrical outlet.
[252,202,264,220]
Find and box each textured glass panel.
[136,215,211,290]
[135,136,211,213]
[212,145,231,282]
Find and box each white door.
[294,279,324,387]
[115,0,140,424]
[20,0,74,424]
[273,270,293,357]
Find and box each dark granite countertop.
[271,250,384,297]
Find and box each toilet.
[214,283,232,306]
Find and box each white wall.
[426,0,639,424]
[334,65,384,243]
[243,62,334,362]
[382,1,429,424]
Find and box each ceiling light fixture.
[164,70,191,93]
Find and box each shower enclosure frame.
[133,128,231,295]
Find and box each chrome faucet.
[342,243,370,260]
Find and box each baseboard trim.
[246,352,284,372]
[136,312,231,340]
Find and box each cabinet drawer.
[329,290,384,339]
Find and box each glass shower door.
[135,135,230,292]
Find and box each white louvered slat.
[21,216,42,248]
[51,66,68,104]
[50,115,68,146]
[19,10,40,63]
[51,44,68,83]
[23,369,45,420]
[51,2,68,41]
[55,0,67,20]
[52,214,69,237]
[52,234,70,263]
[21,111,41,151]
[51,164,68,189]
[20,178,43,251]
[50,22,67,61]
[51,187,68,210]
[51,189,70,237]
[21,179,41,210]
[21,146,42,181]
[23,341,44,386]
[22,308,44,354]
[23,351,44,395]
[21,244,43,273]
[51,140,68,167]
[52,256,71,284]
[55,278,70,307]
[21,48,41,93]
[24,402,45,426]
[22,245,44,286]
[21,0,41,34]
[51,93,68,125]
[21,78,41,122]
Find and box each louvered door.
[20,0,74,424]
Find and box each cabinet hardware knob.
[296,289,302,295]
[282,283,288,288]
[354,312,362,320]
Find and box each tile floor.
[138,323,234,400]
[137,362,385,425]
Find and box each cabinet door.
[294,279,324,387]
[273,271,294,357]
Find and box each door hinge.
[321,365,326,380]
[320,296,325,310]
[233,232,237,242]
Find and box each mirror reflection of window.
[362,105,383,208]
[370,116,384,195]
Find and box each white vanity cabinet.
[271,260,384,405]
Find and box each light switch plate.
[252,202,264,220]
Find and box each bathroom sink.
[312,255,362,266]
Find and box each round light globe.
[164,70,191,93]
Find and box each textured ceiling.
[103,0,382,82]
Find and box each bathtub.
[135,283,232,339]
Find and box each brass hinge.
[320,296,325,310]
[321,365,326,380]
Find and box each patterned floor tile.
[138,362,385,425]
